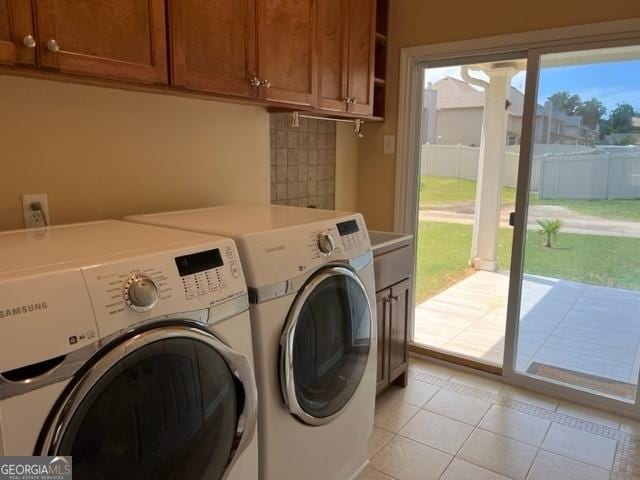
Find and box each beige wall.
[0,75,273,231]
[335,123,359,211]
[1,75,361,232]
[358,1,640,231]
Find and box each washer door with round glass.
[280,266,372,425]
[38,325,257,480]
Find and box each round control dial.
[317,232,336,256]
[124,273,159,312]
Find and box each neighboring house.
[421,77,599,146]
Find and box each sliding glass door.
[506,43,640,409]
[413,55,526,370]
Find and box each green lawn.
[415,221,640,304]
[415,222,512,303]
[419,175,516,207]
[530,194,640,222]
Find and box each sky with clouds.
[424,58,640,114]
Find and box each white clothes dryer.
[0,220,258,480]
[127,205,377,480]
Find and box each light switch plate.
[383,135,395,154]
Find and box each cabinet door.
[256,0,316,106]
[33,0,167,84]
[389,278,411,382]
[169,0,258,97]
[346,0,374,116]
[0,0,35,65]
[375,289,390,394]
[317,0,348,113]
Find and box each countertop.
[369,230,413,257]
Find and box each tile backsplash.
[270,113,336,209]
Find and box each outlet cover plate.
[22,193,49,228]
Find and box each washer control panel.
[82,239,247,339]
[176,246,241,300]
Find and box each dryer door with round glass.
[38,325,257,480]
[280,266,372,425]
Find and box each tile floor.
[360,356,640,480]
[414,271,640,398]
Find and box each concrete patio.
[414,270,640,399]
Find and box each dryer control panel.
[82,239,247,339]
[336,218,366,252]
[239,213,371,287]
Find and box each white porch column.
[470,68,515,271]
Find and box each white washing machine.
[127,205,376,480]
[0,220,258,480]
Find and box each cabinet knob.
[350,96,358,105]
[389,294,399,304]
[260,79,271,88]
[249,76,261,87]
[343,96,351,104]
[46,39,60,52]
[23,35,36,49]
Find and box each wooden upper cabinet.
[0,0,35,66]
[32,0,167,84]
[346,0,375,116]
[317,0,348,112]
[317,0,375,117]
[168,0,258,98]
[256,0,317,106]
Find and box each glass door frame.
[409,51,529,375]
[503,37,640,416]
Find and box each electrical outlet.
[383,135,395,154]
[22,193,50,229]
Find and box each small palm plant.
[537,219,562,248]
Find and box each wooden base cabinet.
[376,280,411,393]
[372,234,414,395]
[376,289,391,390]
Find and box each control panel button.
[317,232,336,256]
[124,273,159,312]
[230,261,240,278]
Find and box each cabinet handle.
[23,35,36,48]
[46,39,60,52]
[389,294,399,304]
[249,76,261,87]
[343,96,351,104]
[260,79,271,88]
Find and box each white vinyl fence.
[421,144,640,199]
[538,151,640,199]
[420,144,522,188]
